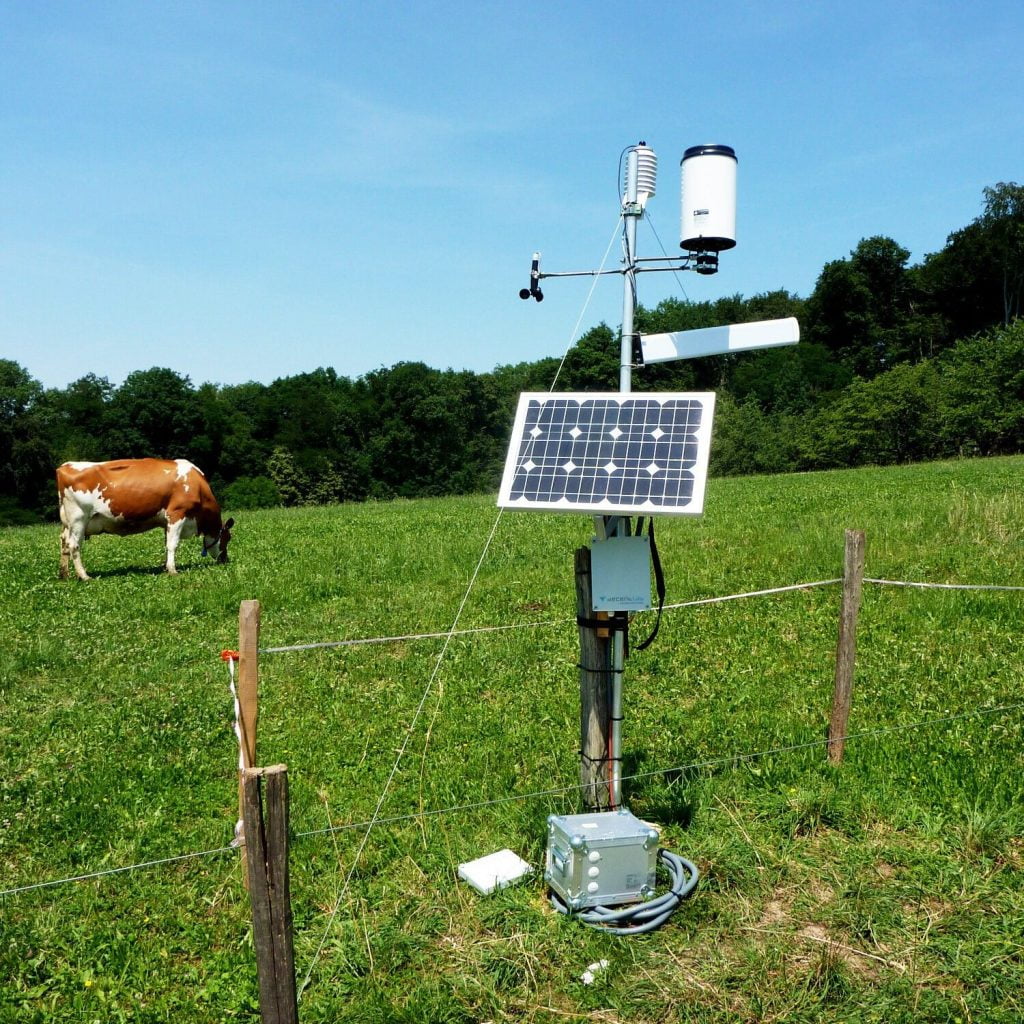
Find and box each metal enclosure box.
[545,808,659,909]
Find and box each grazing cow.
[56,458,234,580]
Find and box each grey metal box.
[591,535,652,611]
[545,808,659,909]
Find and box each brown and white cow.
[56,458,234,580]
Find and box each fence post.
[242,765,298,1024]
[828,529,866,764]
[576,547,612,810]
[238,600,261,881]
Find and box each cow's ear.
[224,518,235,529]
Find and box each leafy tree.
[711,394,794,476]
[804,236,915,376]
[980,182,1024,325]
[558,324,619,390]
[106,367,202,460]
[363,362,477,497]
[221,475,281,510]
[219,381,274,479]
[266,446,306,507]
[191,381,229,478]
[937,319,1024,455]
[51,373,114,462]
[915,183,1024,344]
[795,361,943,468]
[916,222,1001,346]
[0,361,55,520]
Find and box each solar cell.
[498,392,715,515]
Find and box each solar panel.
[498,392,716,516]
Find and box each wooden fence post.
[238,600,261,881]
[828,529,866,764]
[242,765,298,1024]
[576,547,612,811]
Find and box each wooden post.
[242,765,298,1024]
[575,547,612,810]
[828,530,866,764]
[238,600,261,881]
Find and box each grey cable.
[549,848,699,934]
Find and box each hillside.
[2,456,1022,1021]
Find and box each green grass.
[2,456,1023,1022]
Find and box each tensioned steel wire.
[0,844,239,898]
[289,699,1024,840]
[258,580,842,654]
[9,577,1016,897]
[864,578,1024,591]
[642,207,690,303]
[255,576,1024,656]
[4,698,1022,900]
[295,214,627,1002]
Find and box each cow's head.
[201,517,235,563]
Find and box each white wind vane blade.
[640,317,800,364]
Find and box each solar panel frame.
[497,392,716,516]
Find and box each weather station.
[499,142,800,932]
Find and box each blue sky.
[3,1,1022,390]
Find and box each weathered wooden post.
[242,765,298,1024]
[828,529,866,764]
[238,600,261,879]
[575,547,612,810]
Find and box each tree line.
[2,183,1022,525]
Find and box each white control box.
[545,808,659,909]
[591,535,652,612]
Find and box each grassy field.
[1,455,1022,1023]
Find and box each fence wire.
[4,698,1021,901]
[5,572,1020,900]
[256,575,1023,656]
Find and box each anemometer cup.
[520,252,544,301]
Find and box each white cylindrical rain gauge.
[625,144,657,209]
[680,144,737,252]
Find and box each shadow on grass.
[65,563,223,580]
[623,752,699,828]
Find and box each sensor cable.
[549,848,699,935]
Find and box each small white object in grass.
[457,849,533,895]
[581,959,610,984]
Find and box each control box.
[545,808,659,910]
